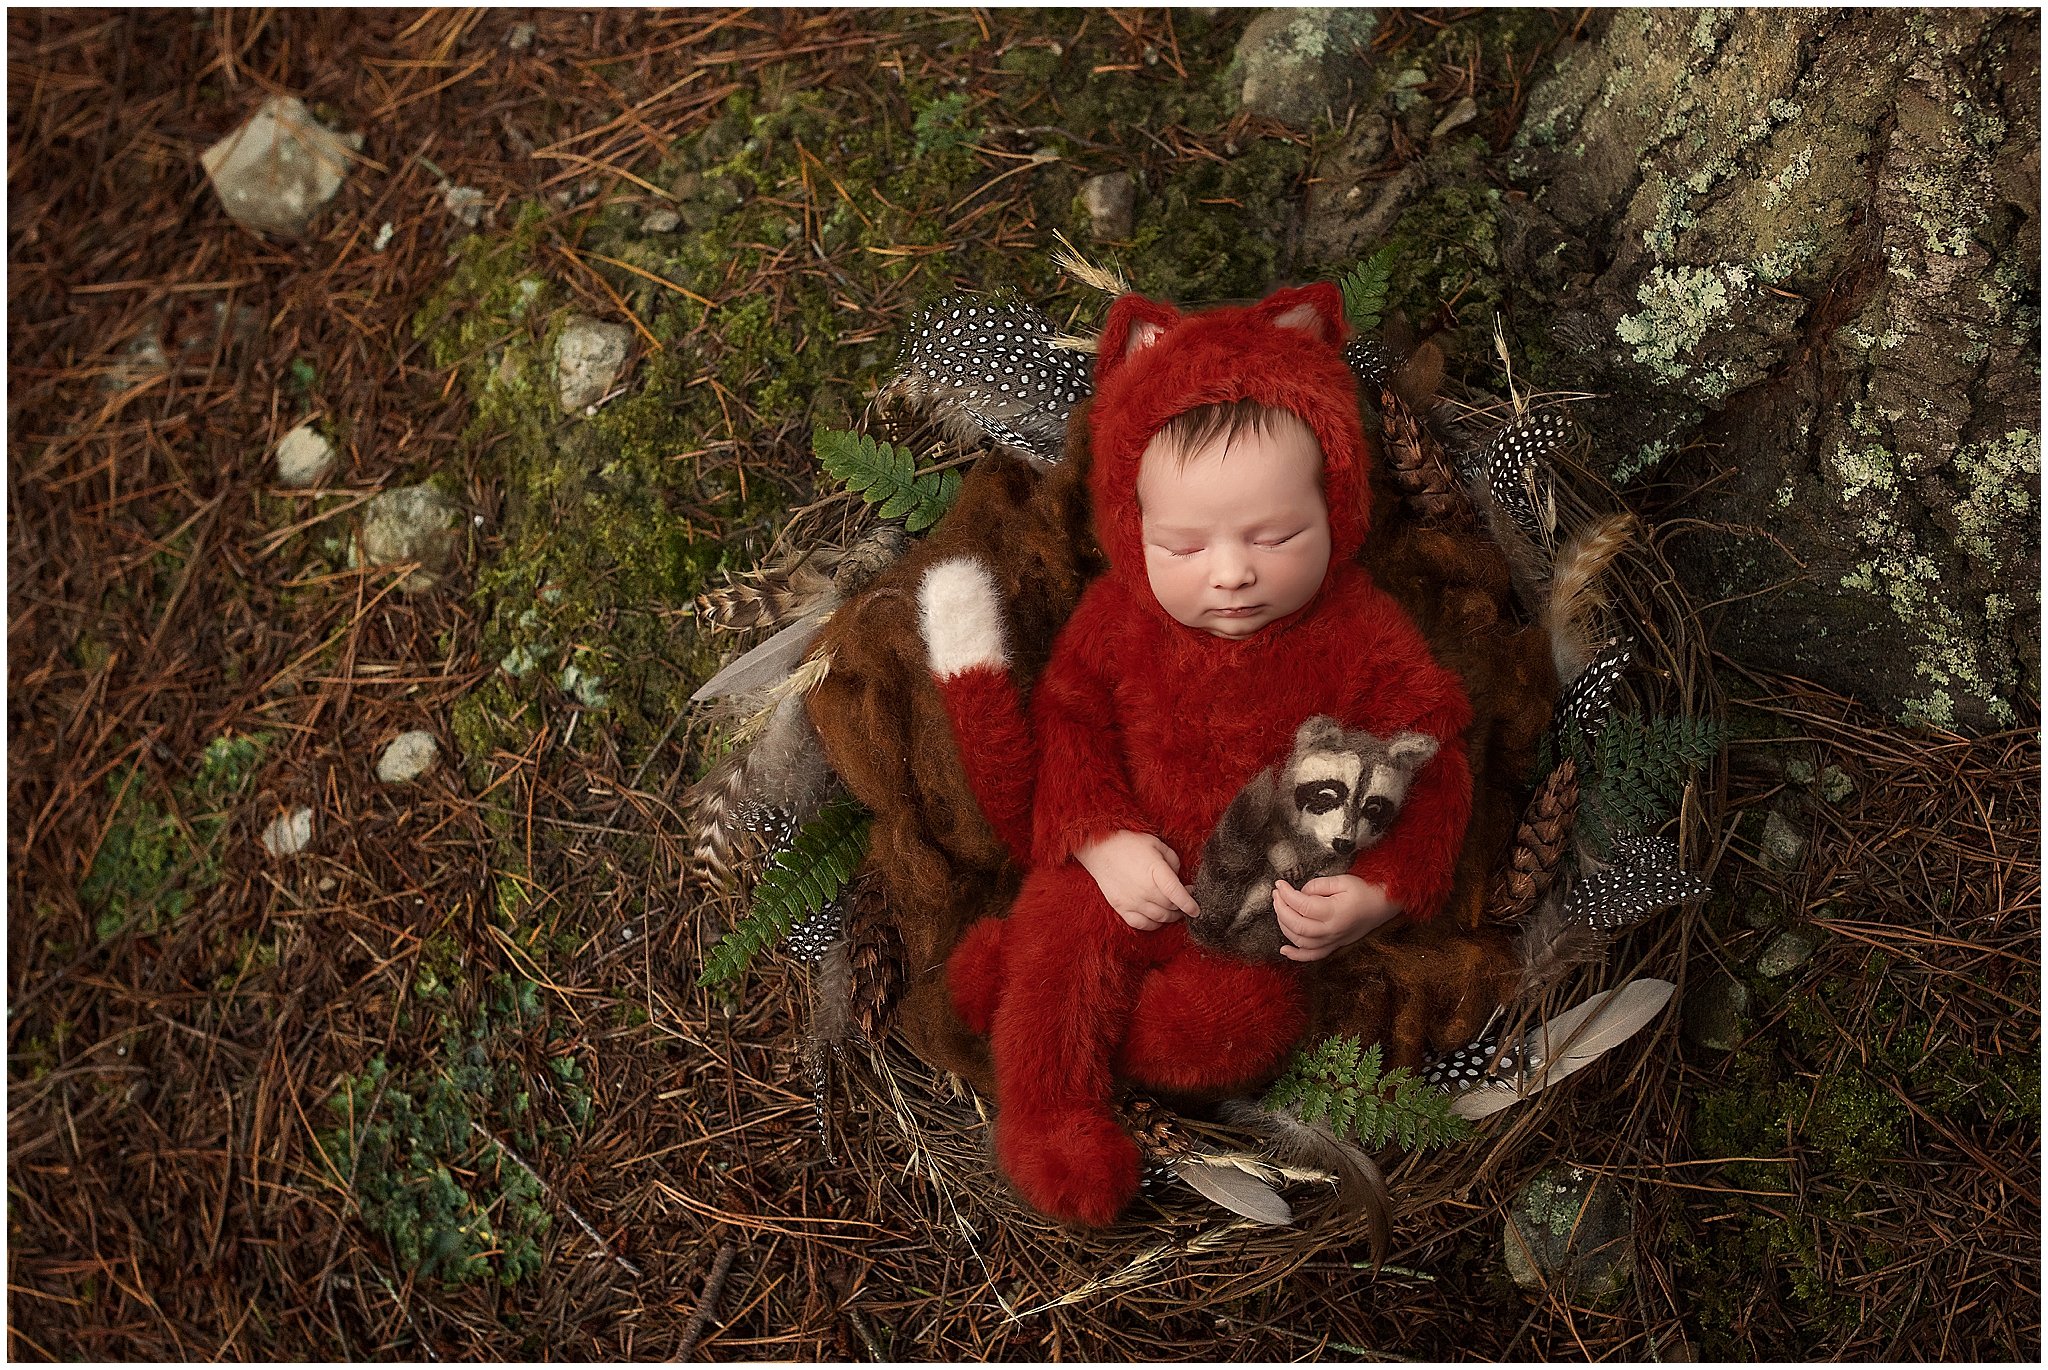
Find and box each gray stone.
[1431,95,1480,140]
[556,315,633,413]
[1081,172,1136,243]
[1231,8,1380,127]
[442,183,487,228]
[558,663,610,709]
[1501,10,2039,730]
[640,208,682,234]
[1503,1165,1634,1298]
[1683,973,1751,1052]
[1760,810,1806,871]
[356,486,460,592]
[375,730,440,784]
[274,423,334,488]
[201,95,362,236]
[1756,928,1820,979]
[507,21,535,50]
[261,806,314,857]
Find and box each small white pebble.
[371,221,395,252]
[261,807,314,857]
[274,423,334,488]
[376,730,440,784]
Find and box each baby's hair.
[1152,398,1319,467]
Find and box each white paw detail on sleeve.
[919,557,1009,679]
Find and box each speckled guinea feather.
[1423,1015,1525,1093]
[1564,847,1713,931]
[1484,409,1571,539]
[1553,638,1633,738]
[884,295,1093,464]
[1342,334,1399,394]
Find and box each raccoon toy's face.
[1290,753,1370,858]
[1284,717,1442,859]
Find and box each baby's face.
[1137,416,1332,639]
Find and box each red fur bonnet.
[1085,283,1370,599]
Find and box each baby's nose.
[1329,836,1355,856]
[1211,551,1255,587]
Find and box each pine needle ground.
[8,10,2037,1362]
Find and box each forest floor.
[8,9,2038,1362]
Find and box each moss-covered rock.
[1502,9,2039,729]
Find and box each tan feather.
[1468,467,1554,619]
[697,557,839,634]
[1172,1157,1294,1226]
[1218,1099,1391,1263]
[683,691,837,882]
[1541,512,1637,684]
[1451,979,1676,1119]
[1512,890,1612,1004]
[811,939,855,1054]
[1389,339,1444,414]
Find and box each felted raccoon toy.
[1189,715,1442,962]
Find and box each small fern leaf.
[1337,245,1399,333]
[1262,1034,1470,1155]
[815,428,962,533]
[697,797,872,986]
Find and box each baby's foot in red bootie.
[995,1104,1141,1228]
[1115,952,1304,1092]
[947,917,1008,1036]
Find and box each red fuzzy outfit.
[933,283,1473,1226]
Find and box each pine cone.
[1489,758,1579,921]
[845,872,904,1045]
[1380,391,1473,529]
[1117,1093,1195,1166]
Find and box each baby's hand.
[1075,830,1199,932]
[1273,874,1400,962]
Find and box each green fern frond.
[696,796,871,987]
[814,428,962,533]
[1549,711,1723,853]
[1336,245,1399,334]
[1264,1035,1470,1151]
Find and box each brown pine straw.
[8,9,2035,1362]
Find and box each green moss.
[320,981,563,1291]
[79,732,271,943]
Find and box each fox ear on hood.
[1095,293,1183,387]
[1255,282,1347,347]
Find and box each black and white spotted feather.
[1342,335,1399,395]
[1552,638,1633,737]
[785,897,846,962]
[886,295,1093,464]
[1424,1013,1524,1094]
[1484,409,1571,538]
[1564,839,1713,931]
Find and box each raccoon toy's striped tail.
[917,556,1037,864]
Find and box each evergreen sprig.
[697,796,871,987]
[815,428,962,533]
[1336,245,1399,333]
[1264,1036,1471,1151]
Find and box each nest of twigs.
[737,371,1732,1316]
